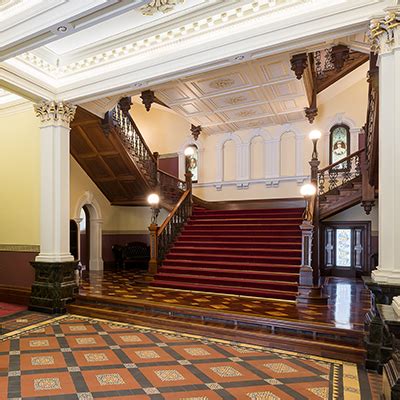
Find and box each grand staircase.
[151,207,303,300]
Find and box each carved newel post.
[297,130,328,305]
[146,193,160,280]
[29,101,78,314]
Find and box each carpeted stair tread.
[180,230,301,236]
[165,253,301,265]
[155,274,298,291]
[189,217,303,222]
[158,266,299,281]
[162,259,301,271]
[174,241,301,249]
[169,247,301,257]
[178,235,302,242]
[151,280,297,300]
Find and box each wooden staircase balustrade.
[106,98,158,188]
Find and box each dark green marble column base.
[29,260,78,314]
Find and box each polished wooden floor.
[79,271,370,332]
[69,271,372,363]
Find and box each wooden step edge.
[67,305,366,363]
[72,294,364,338]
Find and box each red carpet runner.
[151,207,304,300]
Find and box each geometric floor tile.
[0,314,374,399]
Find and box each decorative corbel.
[141,90,155,112]
[191,124,202,141]
[331,44,350,72]
[290,53,308,80]
[119,97,132,114]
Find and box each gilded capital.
[369,7,400,54]
[34,101,76,127]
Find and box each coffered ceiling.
[152,52,307,134]
[0,0,397,111]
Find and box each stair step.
[152,280,297,300]
[68,299,365,363]
[162,259,300,272]
[169,246,301,257]
[158,266,299,281]
[178,235,302,242]
[180,230,301,237]
[183,225,301,232]
[165,252,301,265]
[174,241,301,249]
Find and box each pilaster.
[369,8,400,283]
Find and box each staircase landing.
[69,272,370,363]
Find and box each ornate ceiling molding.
[139,0,185,16]
[369,7,400,54]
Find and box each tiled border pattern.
[0,314,364,399]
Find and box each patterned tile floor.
[0,314,378,399]
[0,306,52,336]
[80,271,370,332]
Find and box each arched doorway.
[70,220,79,260]
[79,206,90,269]
[73,191,104,271]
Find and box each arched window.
[185,144,198,183]
[330,124,350,166]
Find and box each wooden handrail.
[158,169,186,186]
[318,148,364,174]
[157,189,190,236]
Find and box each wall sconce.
[147,193,160,225]
[309,129,321,161]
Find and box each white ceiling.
[153,52,308,134]
[0,0,397,116]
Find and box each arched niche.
[280,131,296,177]
[73,191,104,271]
[250,136,264,179]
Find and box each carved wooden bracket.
[290,53,308,80]
[119,97,132,114]
[141,90,155,112]
[305,106,318,124]
[331,44,350,72]
[191,124,202,141]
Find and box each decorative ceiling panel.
[152,51,308,134]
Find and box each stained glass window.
[330,124,350,167]
[336,229,351,267]
[185,145,198,183]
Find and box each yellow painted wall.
[0,108,40,245]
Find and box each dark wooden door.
[70,220,78,260]
[320,221,371,277]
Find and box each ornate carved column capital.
[369,7,400,54]
[34,100,76,127]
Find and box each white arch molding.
[73,191,104,271]
[215,132,244,183]
[242,128,272,180]
[277,124,306,177]
[178,135,205,182]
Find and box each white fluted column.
[34,101,76,263]
[370,8,400,283]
